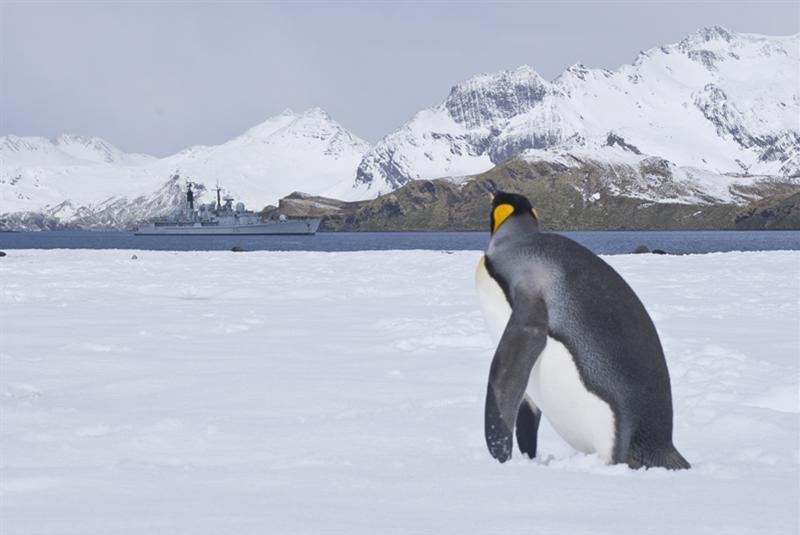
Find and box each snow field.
[1,249,798,534]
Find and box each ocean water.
[0,230,799,255]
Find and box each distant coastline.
[2,229,799,255]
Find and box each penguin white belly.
[475,255,513,343]
[476,255,616,463]
[527,338,616,463]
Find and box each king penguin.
[475,192,690,469]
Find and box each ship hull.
[135,218,321,236]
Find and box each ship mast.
[186,183,194,211]
[186,182,194,219]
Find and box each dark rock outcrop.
[267,157,800,231]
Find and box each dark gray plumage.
[481,192,689,469]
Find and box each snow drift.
[1,249,797,534]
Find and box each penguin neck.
[491,217,540,248]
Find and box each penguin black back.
[477,191,689,469]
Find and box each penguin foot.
[515,397,541,459]
[627,444,691,470]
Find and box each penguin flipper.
[515,396,541,459]
[485,296,548,463]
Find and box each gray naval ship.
[135,184,321,235]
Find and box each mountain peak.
[679,25,734,50]
[445,65,550,128]
[54,134,133,164]
[696,25,733,40]
[452,64,546,91]
[240,111,302,140]
[56,133,88,144]
[55,133,120,147]
[272,107,332,121]
[561,63,593,81]
[299,107,331,120]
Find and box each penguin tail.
[627,444,691,471]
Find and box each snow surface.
[1,249,798,534]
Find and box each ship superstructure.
[135,184,320,235]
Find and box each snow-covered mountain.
[1,135,156,167]
[3,26,798,230]
[345,26,799,199]
[157,108,370,208]
[1,108,369,229]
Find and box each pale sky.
[1,1,798,156]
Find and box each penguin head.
[490,192,539,235]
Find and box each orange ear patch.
[493,204,514,233]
